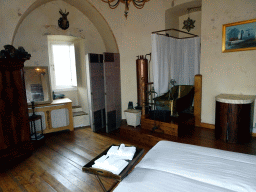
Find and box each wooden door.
[86,54,105,132]
[103,53,121,133]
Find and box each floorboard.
[0,124,256,192]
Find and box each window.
[48,37,77,90]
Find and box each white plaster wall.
[74,39,90,126]
[13,1,105,67]
[163,0,201,7]
[201,0,256,129]
[0,0,35,46]
[165,0,202,38]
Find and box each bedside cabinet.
[215,94,255,143]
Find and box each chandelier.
[101,0,150,19]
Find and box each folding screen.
[86,53,121,133]
[103,53,121,133]
[86,54,105,132]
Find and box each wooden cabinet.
[215,94,255,143]
[28,98,74,134]
[0,59,33,163]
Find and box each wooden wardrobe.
[0,58,32,165]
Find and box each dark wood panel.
[94,110,103,131]
[215,101,252,143]
[0,59,32,164]
[89,53,99,63]
[113,121,256,155]
[104,52,114,62]
[107,110,117,133]
[215,101,228,141]
[104,53,121,133]
[87,53,105,133]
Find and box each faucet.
[168,79,176,100]
[170,79,176,86]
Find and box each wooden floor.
[112,122,256,155]
[1,123,256,192]
[0,127,150,192]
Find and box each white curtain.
[152,34,200,96]
[151,34,171,97]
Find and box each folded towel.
[105,156,129,174]
[106,144,136,160]
[92,156,129,175]
[119,144,136,160]
[94,155,108,164]
[107,146,119,156]
[112,160,129,175]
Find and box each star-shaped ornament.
[182,17,195,32]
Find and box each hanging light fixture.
[101,0,150,19]
[182,8,195,32]
[182,6,201,32]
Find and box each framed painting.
[222,19,256,53]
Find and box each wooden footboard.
[194,74,202,127]
[141,113,194,137]
[141,115,178,136]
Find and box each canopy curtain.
[152,34,200,96]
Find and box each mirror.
[24,66,52,105]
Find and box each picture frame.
[222,19,256,53]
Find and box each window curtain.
[152,34,200,96]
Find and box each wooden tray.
[82,144,144,181]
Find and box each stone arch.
[11,0,119,53]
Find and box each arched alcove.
[11,0,119,53]
[165,0,202,37]
[13,0,106,67]
[11,0,119,127]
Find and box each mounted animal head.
[58,9,69,30]
[59,9,69,19]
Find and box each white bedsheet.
[135,141,256,192]
[114,167,234,192]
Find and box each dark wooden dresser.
[215,94,255,143]
[0,58,33,166]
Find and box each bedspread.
[114,167,234,192]
[135,141,256,192]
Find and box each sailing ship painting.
[222,19,256,52]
